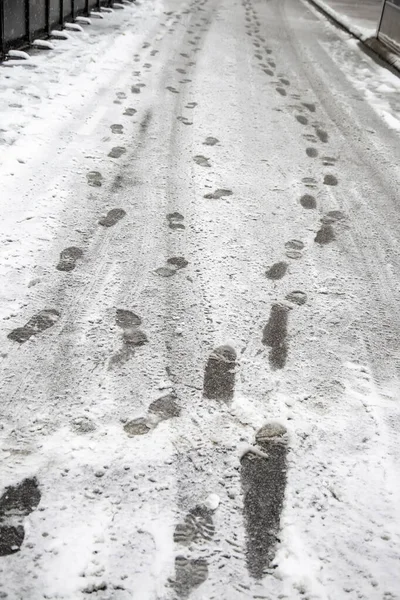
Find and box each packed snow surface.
[1,0,400,598]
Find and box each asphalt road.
[1,0,400,598]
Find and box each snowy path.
[1,0,400,598]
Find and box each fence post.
[0,0,5,60]
[85,0,89,16]
[25,0,31,44]
[60,0,64,27]
[46,0,51,35]
[71,0,75,21]
[376,0,386,38]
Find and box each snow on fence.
[0,0,120,60]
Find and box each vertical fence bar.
[85,0,89,16]
[0,0,5,60]
[376,0,387,38]
[60,0,64,27]
[46,0,51,35]
[26,0,32,43]
[71,0,75,20]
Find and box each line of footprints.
[3,0,344,595]
[242,0,348,371]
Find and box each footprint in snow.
[203,189,232,199]
[155,257,189,277]
[98,208,126,227]
[109,309,147,369]
[155,267,176,277]
[203,136,219,146]
[167,86,179,94]
[315,127,329,143]
[122,327,148,346]
[285,239,304,260]
[265,261,288,280]
[140,110,152,133]
[315,224,335,245]
[123,107,137,116]
[172,556,209,599]
[300,193,317,209]
[286,290,307,305]
[0,526,25,557]
[124,392,181,436]
[131,85,141,94]
[8,309,60,343]
[0,477,41,556]
[276,87,286,96]
[124,418,151,436]
[302,176,317,188]
[203,345,236,403]
[71,415,96,434]
[148,392,181,422]
[193,155,210,167]
[241,423,288,578]
[177,116,193,125]
[302,102,316,112]
[167,212,185,229]
[86,171,103,187]
[117,309,145,342]
[323,174,338,186]
[168,257,189,269]
[174,505,215,545]
[108,146,126,158]
[111,124,123,134]
[306,147,318,158]
[322,156,337,166]
[116,308,142,328]
[321,210,346,225]
[296,115,308,125]
[262,303,290,370]
[56,247,83,272]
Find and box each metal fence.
[0,0,115,60]
[377,0,400,53]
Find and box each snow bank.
[305,0,400,73]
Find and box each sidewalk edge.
[305,0,400,75]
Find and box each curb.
[306,0,400,75]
